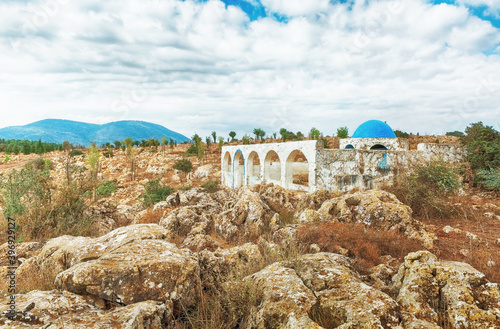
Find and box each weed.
[201,180,220,193]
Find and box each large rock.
[25,224,169,286]
[0,290,170,328]
[216,187,273,242]
[392,250,500,328]
[55,239,200,308]
[244,252,402,328]
[317,190,435,248]
[199,243,263,288]
[296,253,402,328]
[245,262,321,328]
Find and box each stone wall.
[339,137,409,151]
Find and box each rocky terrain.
[0,144,499,328]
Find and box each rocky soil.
[0,146,499,328]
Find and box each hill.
[0,119,191,145]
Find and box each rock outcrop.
[298,190,435,248]
[393,250,500,328]
[0,290,170,328]
[55,239,200,308]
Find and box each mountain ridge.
[0,119,191,145]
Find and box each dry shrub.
[138,208,165,224]
[17,263,54,294]
[296,222,424,274]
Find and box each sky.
[0,0,499,139]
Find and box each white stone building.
[221,120,462,193]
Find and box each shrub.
[175,158,193,180]
[475,168,500,190]
[3,154,10,163]
[201,180,220,193]
[138,208,164,224]
[388,160,462,219]
[69,149,83,157]
[96,180,117,197]
[142,178,175,207]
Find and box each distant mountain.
[0,119,191,146]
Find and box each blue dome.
[352,120,396,138]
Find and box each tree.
[280,128,288,142]
[461,122,500,171]
[229,131,237,141]
[394,130,409,138]
[160,136,168,155]
[309,127,321,140]
[87,143,101,202]
[253,128,265,141]
[211,131,217,143]
[336,126,349,138]
[446,131,464,137]
[296,131,304,141]
[174,158,193,181]
[126,143,138,181]
[169,138,175,149]
[114,140,122,149]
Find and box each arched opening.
[370,144,388,150]
[264,151,281,185]
[247,151,261,186]
[285,150,309,190]
[223,152,232,185]
[345,144,354,149]
[233,150,245,189]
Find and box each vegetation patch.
[142,178,175,207]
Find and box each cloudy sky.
[0,0,499,139]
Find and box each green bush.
[202,180,220,193]
[475,168,500,190]
[96,180,117,197]
[184,143,198,156]
[388,161,461,219]
[69,149,83,157]
[142,178,175,207]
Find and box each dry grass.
[296,222,424,274]
[137,208,165,224]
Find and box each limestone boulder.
[252,183,298,214]
[296,253,402,328]
[392,250,500,328]
[159,207,203,239]
[245,262,321,329]
[0,242,44,266]
[244,252,403,328]
[193,164,217,179]
[0,290,170,328]
[55,239,200,308]
[317,190,435,248]
[31,224,169,283]
[199,243,263,288]
[216,187,273,241]
[296,189,332,211]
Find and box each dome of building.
[352,120,396,138]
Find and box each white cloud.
[260,0,330,17]
[0,0,499,138]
